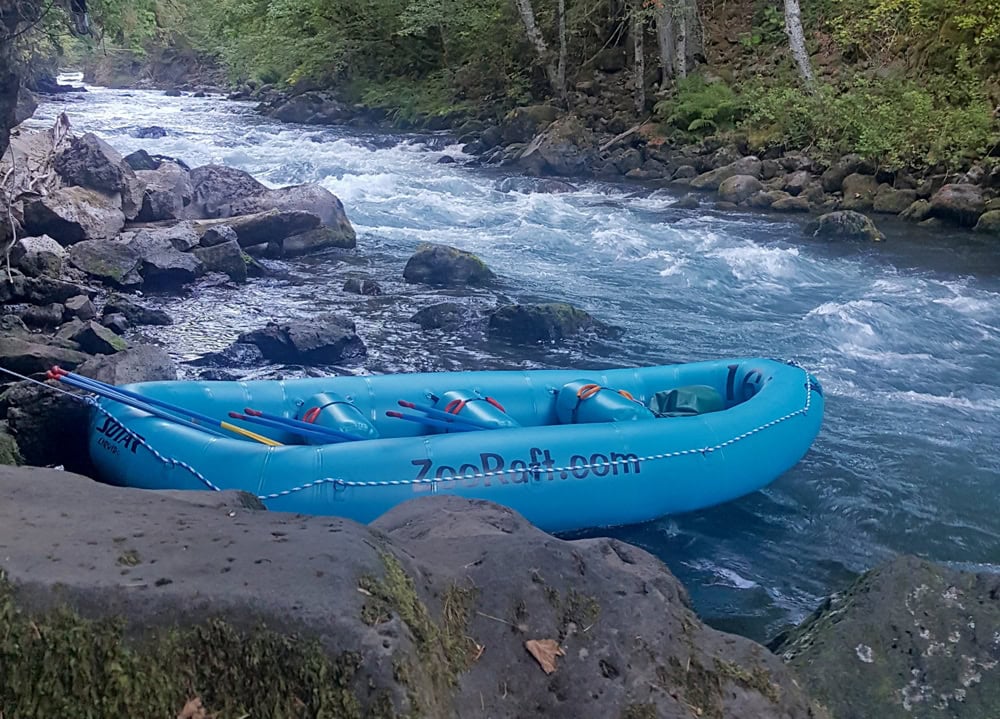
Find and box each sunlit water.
[30,77,1000,642]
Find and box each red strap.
[485,396,506,413]
[302,407,321,424]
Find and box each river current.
[29,80,1000,642]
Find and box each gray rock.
[64,294,97,321]
[807,210,886,242]
[593,46,627,71]
[410,302,467,330]
[135,161,193,222]
[761,159,782,180]
[75,344,178,384]
[10,234,67,277]
[268,91,351,124]
[841,173,879,211]
[873,185,919,214]
[972,210,1000,235]
[187,342,264,369]
[488,302,612,344]
[130,222,200,252]
[22,187,125,244]
[54,132,138,198]
[135,125,167,138]
[199,224,238,247]
[123,149,160,171]
[195,209,320,250]
[0,426,22,465]
[774,555,1000,719]
[0,273,92,306]
[514,117,598,177]
[101,313,129,335]
[820,153,872,192]
[1,384,91,470]
[343,278,383,295]
[779,152,814,171]
[136,246,204,289]
[238,315,367,365]
[191,240,248,283]
[70,320,127,355]
[900,199,932,222]
[783,170,812,196]
[186,164,267,218]
[672,165,698,180]
[615,148,643,174]
[500,105,561,145]
[0,337,90,376]
[103,294,173,326]
[746,190,789,209]
[771,196,811,212]
[0,474,820,719]
[281,225,357,256]
[690,157,763,191]
[929,184,986,227]
[67,239,142,286]
[12,302,65,328]
[403,243,495,287]
[670,193,700,209]
[718,175,764,204]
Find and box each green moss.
[661,654,782,719]
[0,570,380,718]
[116,549,141,567]
[0,429,22,466]
[358,552,479,716]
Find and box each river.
[29,80,1000,642]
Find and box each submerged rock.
[343,278,383,296]
[774,555,1000,719]
[403,243,495,287]
[410,302,468,330]
[0,471,822,718]
[238,314,367,365]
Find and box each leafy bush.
[654,77,745,135]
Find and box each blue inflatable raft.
[86,357,824,533]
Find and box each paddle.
[229,410,355,444]
[396,400,495,429]
[385,410,475,432]
[49,367,282,447]
[244,407,362,442]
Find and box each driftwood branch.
[599,116,652,152]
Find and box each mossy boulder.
[841,173,879,211]
[807,211,886,242]
[514,116,598,177]
[773,555,1000,719]
[972,210,1000,235]
[0,426,22,465]
[403,242,495,287]
[0,467,823,718]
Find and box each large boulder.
[488,303,613,344]
[186,164,268,218]
[191,240,248,282]
[75,344,178,384]
[281,226,357,256]
[929,184,986,227]
[238,314,367,365]
[774,555,1000,719]
[53,132,143,220]
[135,161,193,222]
[782,170,812,196]
[68,320,128,355]
[125,225,205,288]
[67,239,142,286]
[900,199,932,222]
[9,235,67,277]
[0,472,822,719]
[718,175,764,204]
[403,243,495,287]
[690,157,763,191]
[0,272,92,306]
[501,105,562,145]
[231,184,356,247]
[410,302,468,331]
[0,338,90,376]
[22,187,125,244]
[807,211,886,242]
[514,116,598,177]
[840,173,879,211]
[873,185,918,214]
[268,91,351,125]
[195,209,321,250]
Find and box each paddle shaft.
[397,400,495,429]
[245,407,360,441]
[229,411,346,443]
[53,369,281,446]
[386,410,473,432]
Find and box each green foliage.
[654,77,745,135]
[742,76,997,170]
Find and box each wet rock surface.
[403,243,496,287]
[237,314,368,365]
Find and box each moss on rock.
[0,570,383,719]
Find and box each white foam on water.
[684,560,760,590]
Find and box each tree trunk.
[557,0,567,97]
[654,0,675,87]
[783,0,815,87]
[631,4,645,113]
[513,0,565,98]
[674,0,687,80]
[685,0,704,67]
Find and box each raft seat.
[555,380,655,424]
[298,392,379,444]
[648,385,725,418]
[435,390,521,430]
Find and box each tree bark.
[654,0,675,87]
[783,0,815,87]
[631,4,645,113]
[557,0,567,97]
[673,0,687,80]
[513,0,565,98]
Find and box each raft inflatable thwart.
[85,358,824,533]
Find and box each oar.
[50,367,282,446]
[385,410,474,432]
[243,407,361,442]
[229,411,350,444]
[396,400,494,429]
